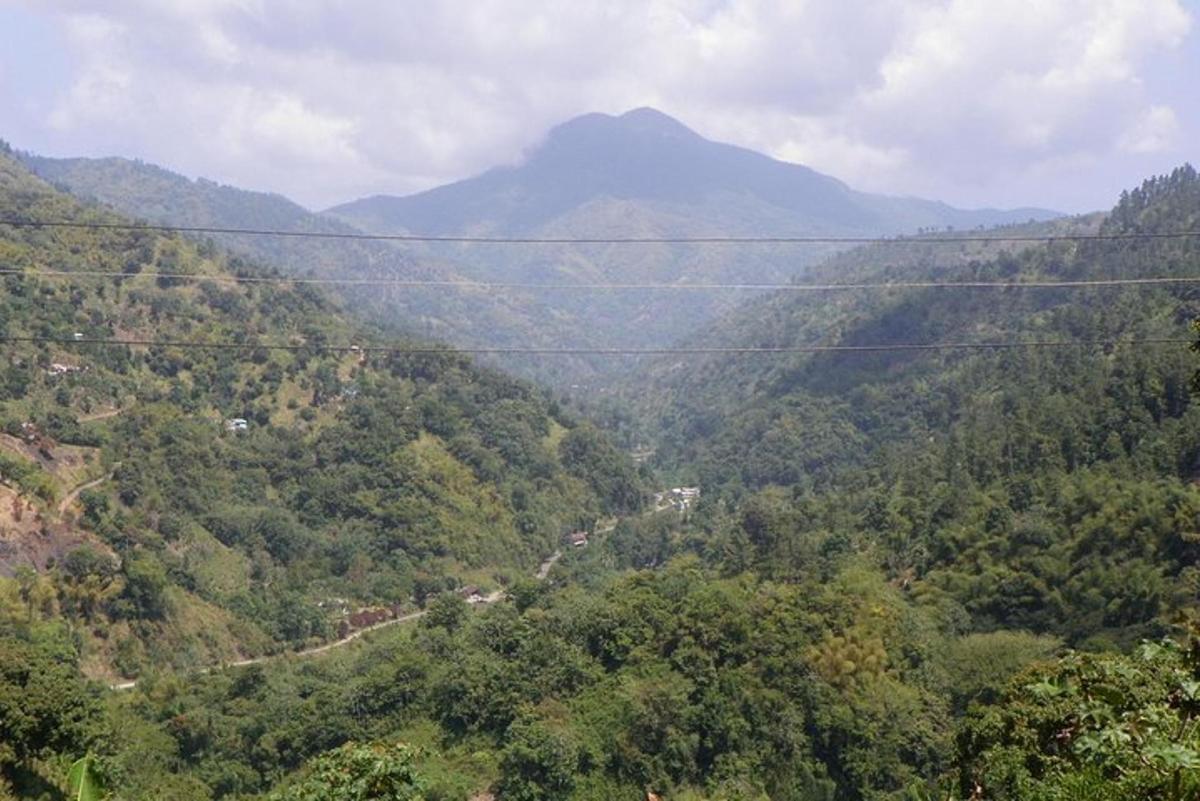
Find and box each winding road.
[109,549,564,691]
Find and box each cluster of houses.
[654,486,701,512]
[330,585,490,638]
[335,604,405,638]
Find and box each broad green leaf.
[67,754,105,801]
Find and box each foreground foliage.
[961,635,1200,800]
[267,742,426,801]
[3,556,1188,800]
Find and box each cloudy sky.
[0,0,1195,213]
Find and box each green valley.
[5,154,1199,801]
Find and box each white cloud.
[1119,105,1181,154]
[222,92,359,163]
[9,0,1196,210]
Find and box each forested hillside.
[12,528,1197,801]
[0,144,644,686]
[628,166,1200,648]
[18,153,590,383]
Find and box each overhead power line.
[6,268,1200,293]
[5,335,1189,356]
[1,217,1199,245]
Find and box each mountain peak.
[327,107,1058,238]
[617,107,698,135]
[546,107,700,146]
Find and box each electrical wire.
[7,335,1190,356]
[1,217,1197,245]
[6,268,1200,292]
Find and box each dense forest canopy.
[631,165,1200,652]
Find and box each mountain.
[0,143,644,681]
[325,107,1056,387]
[24,110,1057,391]
[328,107,1055,235]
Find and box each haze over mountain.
[328,107,1057,236]
[24,108,1058,391]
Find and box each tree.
[423,592,468,632]
[267,741,426,801]
[14,566,36,623]
[116,553,170,620]
[498,717,579,801]
[0,633,103,786]
[959,631,1200,801]
[559,424,645,515]
[507,577,545,613]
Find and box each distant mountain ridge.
[327,107,1057,236]
[20,152,560,352]
[321,108,1057,388]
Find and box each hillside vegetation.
[629,166,1200,648]
[18,153,576,379]
[0,144,644,684]
[9,533,1197,801]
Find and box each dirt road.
[79,408,125,422]
[110,549,564,691]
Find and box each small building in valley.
[459,585,485,603]
[47,363,83,376]
[665,486,701,512]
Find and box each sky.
[0,0,1196,213]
